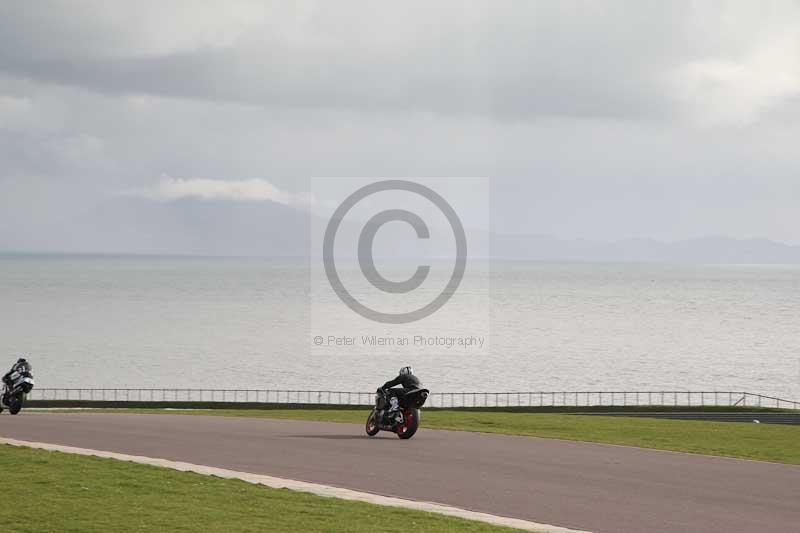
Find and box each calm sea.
[1,254,798,400]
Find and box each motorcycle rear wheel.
[396,408,419,439]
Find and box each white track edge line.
[0,437,589,533]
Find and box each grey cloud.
[0,1,692,120]
[4,2,798,124]
[1,1,800,251]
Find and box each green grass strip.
[0,444,522,533]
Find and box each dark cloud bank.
[2,1,800,258]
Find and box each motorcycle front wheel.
[8,394,23,415]
[365,410,380,436]
[396,408,419,439]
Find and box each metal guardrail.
[26,389,800,410]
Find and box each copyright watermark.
[313,334,486,349]
[323,180,466,324]
[309,177,490,356]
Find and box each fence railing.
[26,389,800,410]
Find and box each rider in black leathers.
[2,358,29,389]
[380,366,422,413]
[2,358,31,402]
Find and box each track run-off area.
[1,412,798,533]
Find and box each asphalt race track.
[1,412,798,533]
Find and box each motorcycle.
[0,361,35,415]
[365,387,429,439]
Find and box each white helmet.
[399,366,413,376]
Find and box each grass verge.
[42,407,800,465]
[0,444,521,533]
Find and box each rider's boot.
[388,396,404,422]
[388,396,399,412]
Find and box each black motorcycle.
[0,361,35,415]
[365,388,429,439]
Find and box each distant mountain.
[17,196,310,257]
[492,234,800,263]
[3,197,800,263]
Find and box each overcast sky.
[1,1,799,247]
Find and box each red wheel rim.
[397,409,413,435]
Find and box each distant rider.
[2,357,30,391]
[380,366,422,414]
